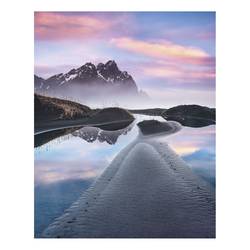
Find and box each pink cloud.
[110,37,215,85]
[35,12,124,41]
[142,64,215,83]
[111,37,213,66]
[124,58,215,86]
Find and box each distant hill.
[34,94,135,133]
[35,94,92,123]
[89,107,134,124]
[162,105,215,127]
[129,105,216,128]
[163,105,215,120]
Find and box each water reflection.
[72,122,133,145]
[35,120,134,148]
[34,115,215,237]
[35,127,79,148]
[167,125,215,186]
[35,179,93,238]
[136,119,215,186]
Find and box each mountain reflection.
[72,121,134,145]
[35,120,134,147]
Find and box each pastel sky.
[34,12,215,107]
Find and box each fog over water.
[36,90,215,110]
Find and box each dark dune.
[163,105,215,120]
[35,94,91,123]
[130,105,216,128]
[87,107,134,125]
[34,94,135,134]
[137,120,180,135]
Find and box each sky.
[34,12,215,107]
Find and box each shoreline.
[35,118,135,135]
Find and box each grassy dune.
[34,94,134,134]
[35,94,92,122]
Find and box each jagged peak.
[105,60,118,70]
[78,62,96,71]
[105,60,117,66]
[102,60,120,76]
[34,60,138,92]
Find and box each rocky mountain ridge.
[35,60,138,94]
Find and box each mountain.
[34,75,45,90]
[34,61,140,100]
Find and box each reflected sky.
[167,125,215,186]
[34,115,215,237]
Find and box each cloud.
[34,158,106,185]
[141,62,215,83]
[121,59,215,93]
[111,37,213,65]
[34,12,128,41]
[109,37,215,90]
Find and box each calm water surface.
[34,115,215,237]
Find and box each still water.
[34,115,215,237]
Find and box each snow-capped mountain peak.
[35,60,137,92]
